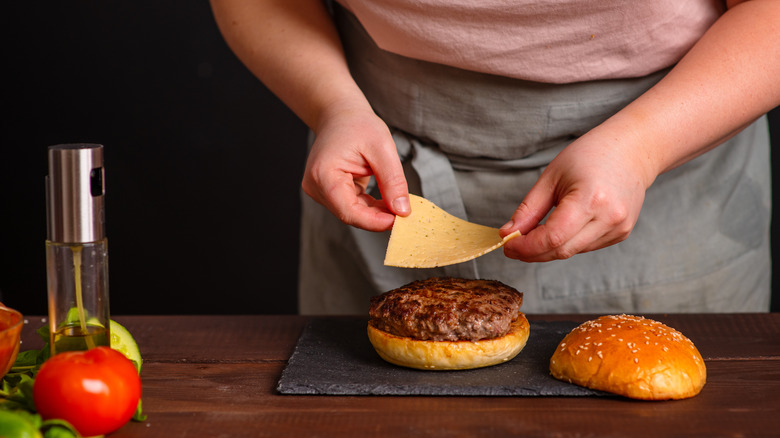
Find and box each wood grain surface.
[19,313,780,437]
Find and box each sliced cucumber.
[110,319,142,373]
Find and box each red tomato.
[33,346,142,437]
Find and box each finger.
[537,187,637,257]
[306,170,396,232]
[505,193,637,262]
[364,144,410,217]
[528,220,613,262]
[503,196,591,261]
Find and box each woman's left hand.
[500,128,653,262]
[501,0,780,262]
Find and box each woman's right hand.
[303,102,410,232]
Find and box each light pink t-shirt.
[336,0,724,83]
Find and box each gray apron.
[298,6,772,314]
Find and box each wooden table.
[19,313,780,437]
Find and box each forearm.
[596,0,780,187]
[209,0,371,131]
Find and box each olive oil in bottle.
[52,323,110,352]
[46,144,111,355]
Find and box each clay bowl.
[0,302,23,377]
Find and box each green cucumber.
[109,320,142,374]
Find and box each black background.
[2,1,778,315]
[2,1,307,315]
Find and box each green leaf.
[1,373,37,412]
[13,350,41,368]
[41,419,82,438]
[36,324,49,344]
[7,349,45,376]
[131,399,147,422]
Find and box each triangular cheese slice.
[384,194,520,268]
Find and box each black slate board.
[276,318,608,396]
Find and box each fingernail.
[393,196,411,215]
[500,220,514,232]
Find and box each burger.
[549,314,707,400]
[367,277,529,370]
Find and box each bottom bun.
[549,314,706,400]
[367,313,530,370]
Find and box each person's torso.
[335,0,724,83]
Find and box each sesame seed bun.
[549,314,706,400]
[367,312,530,370]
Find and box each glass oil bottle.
[46,144,110,355]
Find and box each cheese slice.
[384,194,521,268]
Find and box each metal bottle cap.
[46,144,106,243]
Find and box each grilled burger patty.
[368,277,523,342]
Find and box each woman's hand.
[303,103,410,231]
[500,128,653,262]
